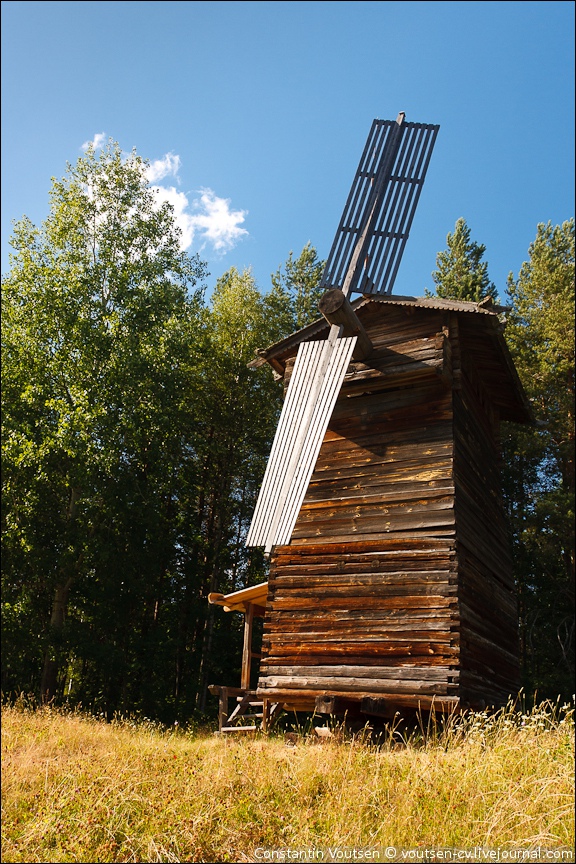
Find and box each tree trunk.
[40,487,81,703]
[40,580,72,703]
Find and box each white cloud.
[78,137,248,255]
[151,184,248,254]
[146,152,181,184]
[82,132,106,152]
[152,185,196,250]
[189,188,248,253]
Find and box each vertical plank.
[241,603,255,691]
[218,687,229,733]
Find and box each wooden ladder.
[208,686,282,734]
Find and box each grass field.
[1,700,574,863]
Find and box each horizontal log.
[260,664,458,681]
[255,687,460,713]
[272,585,457,600]
[270,595,456,611]
[258,675,457,695]
[289,528,457,546]
[262,651,459,666]
[272,573,454,588]
[273,538,456,559]
[263,631,457,644]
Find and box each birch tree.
[1,141,207,704]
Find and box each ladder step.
[220,725,258,733]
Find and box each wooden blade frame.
[319,114,440,297]
[246,331,357,552]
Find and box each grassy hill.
[1,700,574,862]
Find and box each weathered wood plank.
[261,664,457,681]
[270,595,456,611]
[263,631,457,644]
[259,675,457,694]
[272,585,457,599]
[262,653,458,667]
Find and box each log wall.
[258,306,460,710]
[453,325,520,706]
[256,304,521,712]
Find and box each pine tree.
[270,241,325,331]
[503,219,575,698]
[431,218,498,302]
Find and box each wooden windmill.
[209,114,532,732]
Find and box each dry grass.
[1,700,574,863]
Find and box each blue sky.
[1,0,574,302]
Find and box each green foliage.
[430,217,498,302]
[270,241,325,331]
[503,219,575,698]
[1,143,292,721]
[1,140,208,707]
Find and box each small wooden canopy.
[209,582,268,692]
[208,582,268,616]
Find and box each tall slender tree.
[430,217,498,302]
[270,241,325,331]
[183,267,289,709]
[503,219,575,697]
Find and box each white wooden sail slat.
[263,345,325,550]
[246,340,323,547]
[274,335,356,546]
[246,340,322,544]
[276,338,335,541]
[247,338,327,549]
[246,334,357,551]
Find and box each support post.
[218,686,229,732]
[241,602,255,691]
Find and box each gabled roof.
[248,295,505,370]
[249,294,533,424]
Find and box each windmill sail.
[319,116,439,297]
[247,113,439,552]
[246,331,357,552]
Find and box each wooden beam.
[241,603,255,690]
[360,696,401,719]
[318,288,373,360]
